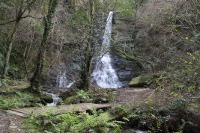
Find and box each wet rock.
[110,54,137,87]
[41,62,76,88]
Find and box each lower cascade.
[44,81,74,106]
[44,92,59,106]
[44,67,75,106]
[92,11,122,88]
[56,71,71,88]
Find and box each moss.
[40,94,53,103]
[93,93,110,103]
[64,96,82,104]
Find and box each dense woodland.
[0,0,200,132]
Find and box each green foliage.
[169,51,200,95]
[4,41,29,80]
[149,118,162,133]
[23,111,43,132]
[5,79,19,86]
[73,10,89,25]
[76,90,89,100]
[126,100,195,133]
[108,0,146,19]
[154,51,200,107]
[110,105,128,116]
[34,22,44,36]
[0,90,36,110]
[174,119,193,133]
[189,103,200,112]
[0,78,6,87]
[24,108,123,133]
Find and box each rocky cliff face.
[110,14,140,87]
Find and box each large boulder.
[110,54,138,87]
[129,74,154,87]
[40,94,53,103]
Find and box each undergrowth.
[139,51,200,132]
[124,99,199,133]
[0,89,39,110]
[24,108,123,133]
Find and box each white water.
[66,81,75,88]
[56,70,74,88]
[56,71,68,88]
[43,92,59,106]
[44,80,74,106]
[92,11,122,88]
[45,69,75,106]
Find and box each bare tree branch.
[0,15,42,25]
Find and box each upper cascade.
[92,11,122,89]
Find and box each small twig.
[148,87,158,98]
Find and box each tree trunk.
[2,22,19,79]
[79,49,93,90]
[78,0,95,90]
[30,0,58,92]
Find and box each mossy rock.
[64,96,82,104]
[92,93,110,103]
[129,74,154,87]
[59,88,77,100]
[29,97,41,103]
[40,94,53,103]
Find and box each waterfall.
[56,71,68,88]
[44,64,75,106]
[44,78,74,106]
[92,11,122,89]
[56,70,74,89]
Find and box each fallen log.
[6,103,111,117]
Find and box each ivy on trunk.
[78,0,95,90]
[30,0,58,92]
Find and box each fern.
[24,108,123,133]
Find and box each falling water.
[56,71,68,88]
[56,70,75,88]
[44,67,74,106]
[44,92,59,106]
[92,11,122,88]
[44,80,74,106]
